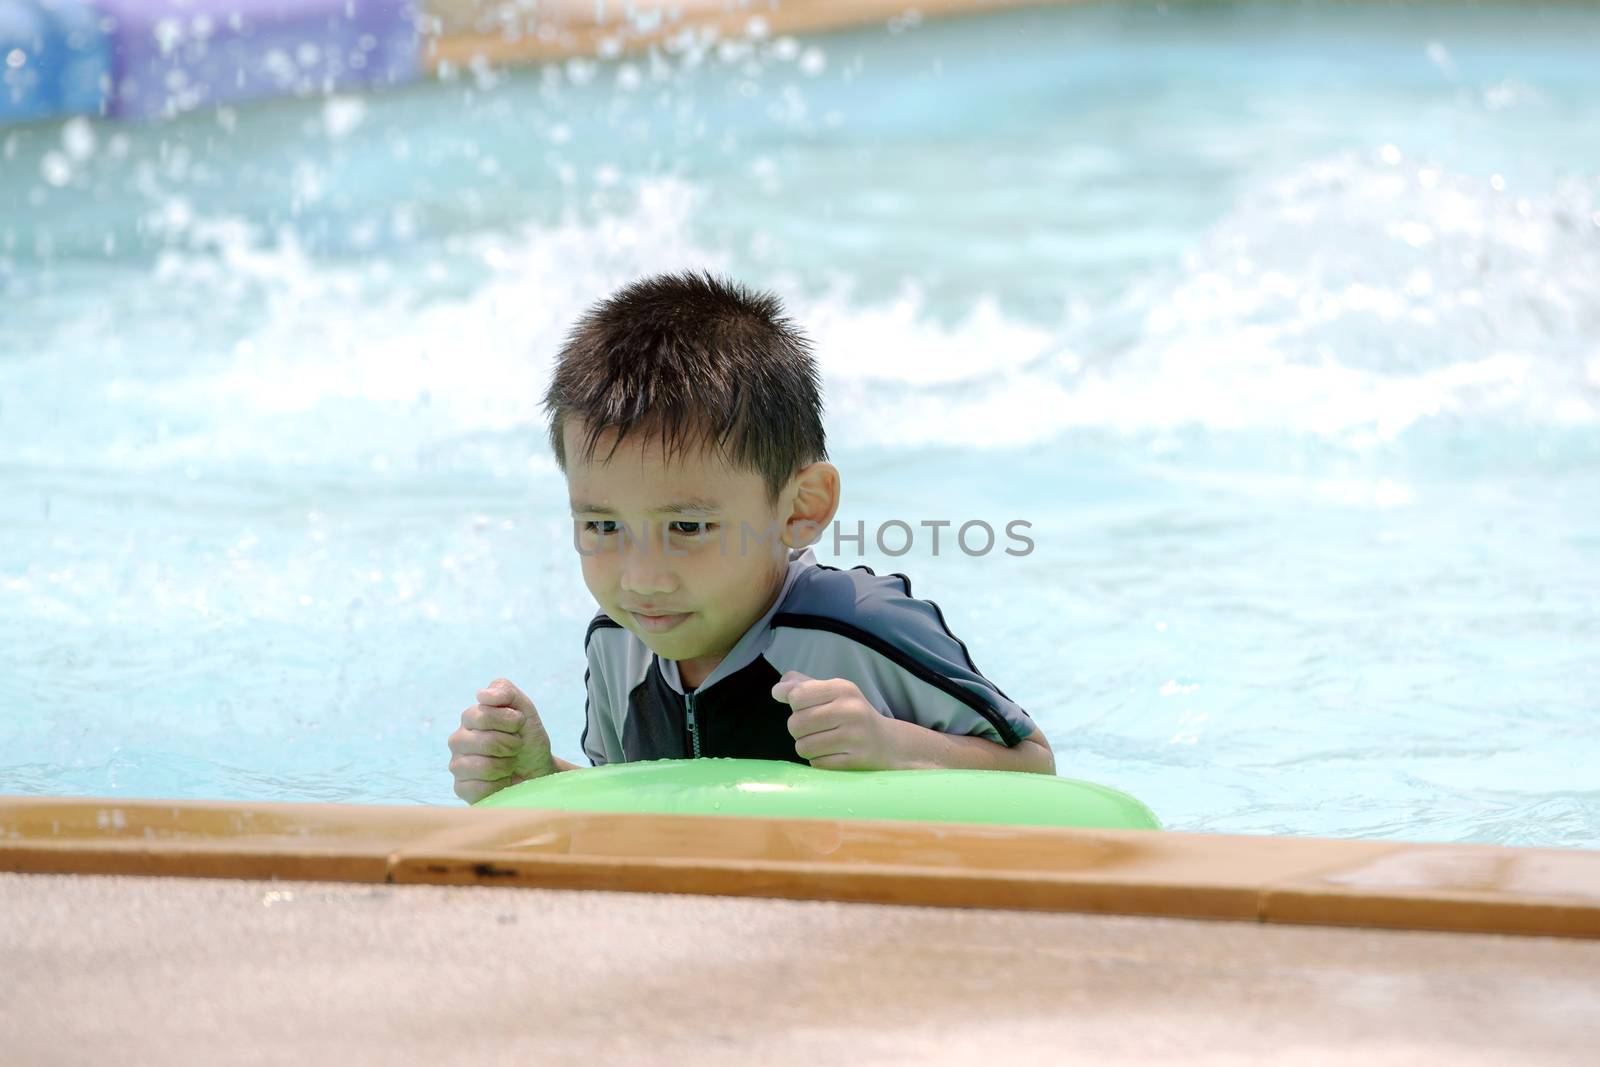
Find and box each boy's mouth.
[629,610,692,634]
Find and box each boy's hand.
[447,678,557,803]
[771,671,906,771]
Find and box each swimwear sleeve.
[579,621,624,767]
[766,570,1039,748]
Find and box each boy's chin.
[633,627,698,656]
[647,642,706,665]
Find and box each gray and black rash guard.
[579,546,1037,765]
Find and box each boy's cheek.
[577,554,616,603]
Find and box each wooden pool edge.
[420,0,1081,70]
[2,795,1597,940]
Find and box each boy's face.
[564,420,795,685]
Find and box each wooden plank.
[421,0,1074,69]
[5,796,1598,938]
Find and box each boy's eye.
[669,521,714,537]
[579,519,716,538]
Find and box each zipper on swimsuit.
[685,688,701,758]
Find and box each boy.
[448,272,1054,803]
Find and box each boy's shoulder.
[770,553,1027,741]
[584,608,625,647]
[775,553,987,669]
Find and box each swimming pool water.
[2,1,1597,847]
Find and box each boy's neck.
[678,658,712,691]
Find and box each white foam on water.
[837,150,1600,450]
[84,178,722,473]
[8,148,1596,485]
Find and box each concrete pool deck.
[4,870,1599,1065]
[3,798,1599,1061]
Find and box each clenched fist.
[771,670,909,771]
[447,678,557,803]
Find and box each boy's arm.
[772,672,1056,774]
[879,718,1055,774]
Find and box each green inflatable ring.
[476,758,1160,830]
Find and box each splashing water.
[2,1,1598,847]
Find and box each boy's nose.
[618,527,678,596]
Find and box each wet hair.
[543,271,828,505]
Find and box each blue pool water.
[2,1,1598,846]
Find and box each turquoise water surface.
[2,1,1597,846]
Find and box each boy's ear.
[783,461,841,549]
